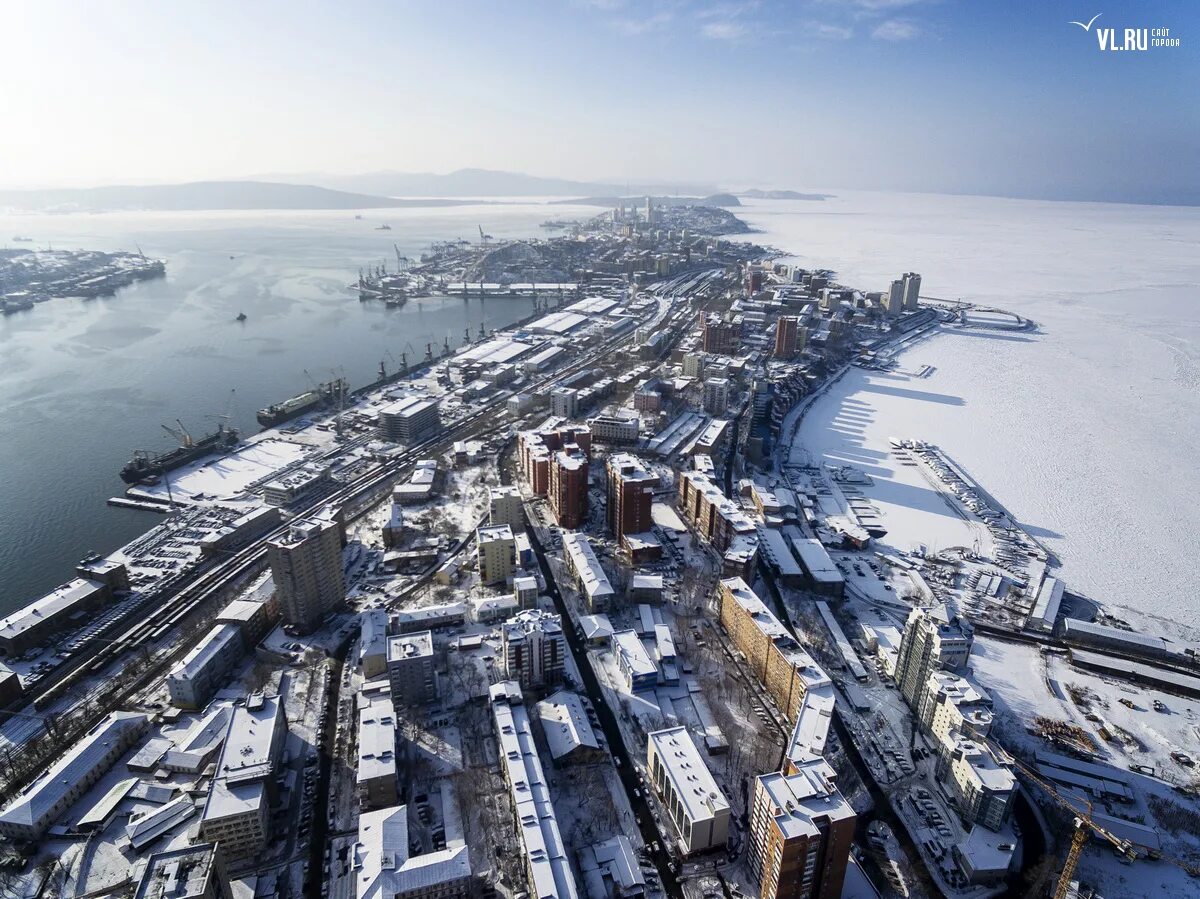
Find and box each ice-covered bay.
[734,192,1200,635]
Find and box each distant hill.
[738,189,833,201]
[552,193,741,208]
[271,168,720,199]
[0,181,481,212]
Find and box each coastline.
[788,318,1199,645]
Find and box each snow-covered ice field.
[735,192,1200,636]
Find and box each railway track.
[7,305,659,763]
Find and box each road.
[525,519,683,895]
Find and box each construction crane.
[1011,758,1162,898]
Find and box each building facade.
[501,609,566,689]
[605,454,655,540]
[894,604,973,710]
[386,632,437,706]
[267,510,345,633]
[748,768,855,899]
[477,524,516,586]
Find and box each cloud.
[803,20,854,39]
[613,11,674,34]
[872,18,919,40]
[825,0,926,10]
[701,20,749,40]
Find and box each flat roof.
[477,523,514,544]
[134,844,223,899]
[758,528,802,577]
[0,577,105,641]
[456,336,535,365]
[789,537,844,584]
[756,766,854,841]
[491,684,579,899]
[647,727,729,824]
[564,296,619,315]
[357,694,397,787]
[613,630,657,681]
[387,631,434,661]
[379,395,438,419]
[530,311,588,334]
[201,695,283,824]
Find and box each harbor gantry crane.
[478,225,493,245]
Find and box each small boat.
[375,223,392,231]
[12,236,33,242]
[236,312,247,322]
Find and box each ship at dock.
[256,377,348,427]
[120,421,240,484]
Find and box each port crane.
[1011,758,1198,896]
[161,420,194,448]
[478,225,493,245]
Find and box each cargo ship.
[257,378,347,428]
[120,422,240,484]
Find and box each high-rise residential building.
[682,353,705,378]
[477,524,516,586]
[488,485,524,529]
[701,314,739,355]
[886,279,905,317]
[386,631,437,706]
[703,378,731,415]
[550,387,579,418]
[894,604,973,710]
[267,509,344,633]
[549,450,588,528]
[501,609,566,688]
[919,671,1015,831]
[518,424,591,494]
[378,395,440,443]
[748,767,856,899]
[605,454,656,540]
[902,272,922,311]
[774,316,799,359]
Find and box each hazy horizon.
[2,1,1197,205]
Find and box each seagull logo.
[1069,13,1102,31]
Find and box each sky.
[0,0,1196,203]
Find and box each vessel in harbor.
[120,421,240,484]
[256,377,348,427]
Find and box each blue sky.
[1,0,1196,203]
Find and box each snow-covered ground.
[740,191,1200,639]
[970,636,1200,893]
